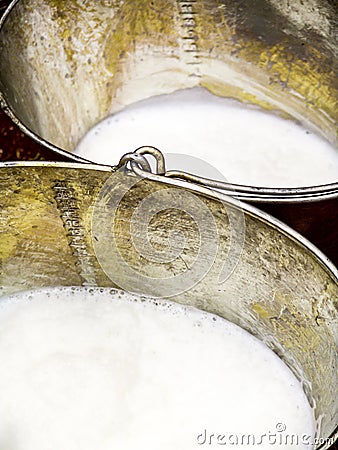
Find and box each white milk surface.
[75,88,338,188]
[0,287,315,450]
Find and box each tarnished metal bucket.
[0,0,337,263]
[0,158,337,448]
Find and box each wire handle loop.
[116,146,166,176]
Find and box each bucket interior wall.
[0,164,337,446]
[0,0,337,153]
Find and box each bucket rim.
[0,0,338,204]
[1,158,337,286]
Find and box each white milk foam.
[75,87,338,188]
[0,287,315,450]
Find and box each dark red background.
[0,2,337,447]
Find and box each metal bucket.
[0,0,337,263]
[0,159,337,448]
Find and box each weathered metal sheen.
[0,161,337,448]
[0,0,337,263]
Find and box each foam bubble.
[0,287,315,449]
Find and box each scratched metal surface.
[0,0,337,153]
[0,1,337,447]
[0,163,337,446]
[0,0,337,266]
[0,0,70,161]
